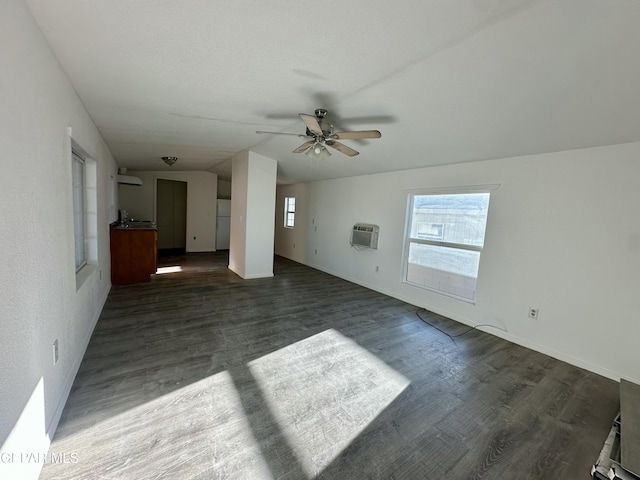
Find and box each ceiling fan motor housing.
[313,109,332,136]
[256,108,381,157]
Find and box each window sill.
[76,264,97,291]
[403,279,477,304]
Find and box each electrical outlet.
[528,307,539,319]
[53,340,59,365]
[375,266,379,272]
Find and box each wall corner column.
[229,151,277,279]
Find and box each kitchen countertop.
[111,221,157,230]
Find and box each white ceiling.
[25,0,640,183]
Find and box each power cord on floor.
[415,309,508,341]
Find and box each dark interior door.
[156,179,187,251]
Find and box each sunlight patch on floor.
[41,371,273,479]
[155,266,182,274]
[248,328,410,478]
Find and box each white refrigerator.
[216,199,231,250]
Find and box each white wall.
[229,151,277,279]
[118,170,218,252]
[245,153,277,278]
[0,1,118,478]
[274,142,640,384]
[229,151,249,276]
[274,183,310,263]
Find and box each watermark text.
[0,452,78,464]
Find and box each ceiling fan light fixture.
[320,146,331,159]
[305,142,331,159]
[258,108,380,158]
[161,156,178,167]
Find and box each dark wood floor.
[40,253,619,480]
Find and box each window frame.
[284,196,296,229]
[402,185,498,303]
[72,151,87,273]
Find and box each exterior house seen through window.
[403,190,492,302]
[284,196,295,228]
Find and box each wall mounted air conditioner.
[117,174,143,186]
[117,167,143,186]
[350,223,379,249]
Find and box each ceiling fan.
[256,108,381,157]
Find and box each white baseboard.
[0,284,109,480]
[289,256,624,384]
[46,284,109,442]
[242,273,274,279]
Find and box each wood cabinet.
[110,225,157,285]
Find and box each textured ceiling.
[25,0,640,183]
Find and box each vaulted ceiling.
[25,0,640,183]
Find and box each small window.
[284,197,295,228]
[72,152,87,272]
[403,189,492,302]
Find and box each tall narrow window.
[284,197,295,228]
[403,190,492,302]
[72,151,87,272]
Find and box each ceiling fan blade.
[299,114,323,136]
[326,140,359,157]
[331,130,382,140]
[256,130,306,137]
[293,141,315,153]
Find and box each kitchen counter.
[111,220,157,230]
[110,223,157,284]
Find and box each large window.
[284,197,295,228]
[403,189,492,302]
[72,151,87,272]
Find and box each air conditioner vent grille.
[351,223,379,249]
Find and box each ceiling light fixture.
[161,156,178,167]
[304,142,331,159]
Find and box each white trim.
[242,273,275,279]
[403,275,478,304]
[72,151,87,274]
[284,196,295,229]
[293,256,624,383]
[408,238,484,252]
[401,188,492,302]
[405,183,501,196]
[75,264,96,291]
[46,285,109,444]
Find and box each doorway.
[156,179,187,253]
